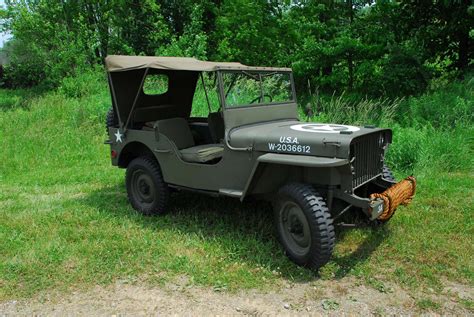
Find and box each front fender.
[241,153,349,200]
[257,153,348,168]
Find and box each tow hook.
[369,199,385,220]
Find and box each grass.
[417,298,441,311]
[0,74,473,303]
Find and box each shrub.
[58,68,107,99]
[399,75,474,128]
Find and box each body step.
[219,189,243,198]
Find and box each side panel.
[109,128,256,192]
[156,146,254,191]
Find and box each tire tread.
[105,107,118,132]
[275,183,335,270]
[126,156,169,215]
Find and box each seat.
[155,117,224,163]
[180,144,224,163]
[208,112,225,143]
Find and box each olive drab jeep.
[104,55,416,270]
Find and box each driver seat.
[155,117,223,163]
[208,112,225,143]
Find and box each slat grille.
[350,132,386,188]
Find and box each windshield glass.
[222,71,294,107]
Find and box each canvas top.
[105,55,291,72]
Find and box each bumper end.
[370,176,417,221]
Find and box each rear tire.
[274,183,335,270]
[105,107,118,132]
[126,156,169,215]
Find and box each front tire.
[274,183,335,270]
[382,165,396,182]
[126,156,169,215]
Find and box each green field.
[0,75,473,308]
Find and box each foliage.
[58,67,107,99]
[1,0,170,87]
[156,4,208,59]
[213,0,283,66]
[400,76,474,128]
[308,93,400,126]
[1,0,472,94]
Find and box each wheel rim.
[280,201,311,256]
[131,168,156,206]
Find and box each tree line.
[0,0,473,98]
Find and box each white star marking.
[114,130,124,143]
[312,124,335,131]
[290,123,360,133]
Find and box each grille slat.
[351,132,386,188]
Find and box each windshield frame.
[216,70,297,109]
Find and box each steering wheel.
[249,94,273,104]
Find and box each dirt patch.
[1,277,472,315]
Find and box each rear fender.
[117,141,155,168]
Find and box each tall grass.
[310,93,401,126]
[386,124,473,173]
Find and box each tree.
[213,0,284,65]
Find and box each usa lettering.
[279,136,299,144]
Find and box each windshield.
[221,71,294,107]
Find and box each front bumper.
[334,176,417,220]
[368,199,385,220]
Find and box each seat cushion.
[180,144,224,163]
[154,117,195,150]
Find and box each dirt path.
[1,277,472,315]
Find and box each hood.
[228,120,392,159]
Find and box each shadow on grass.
[80,183,388,283]
[331,225,389,278]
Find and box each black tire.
[126,156,169,215]
[274,183,335,270]
[382,165,396,182]
[105,107,118,132]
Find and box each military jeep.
[104,55,415,269]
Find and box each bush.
[58,68,107,99]
[399,75,474,128]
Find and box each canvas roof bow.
[105,55,291,72]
